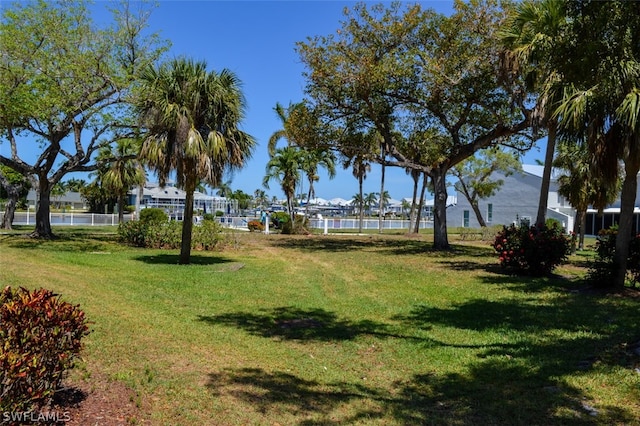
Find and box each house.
[128,183,237,215]
[26,190,88,210]
[447,165,575,230]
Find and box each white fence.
[4,212,434,232]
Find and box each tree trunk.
[414,172,428,234]
[432,169,450,250]
[117,193,125,224]
[536,121,557,226]
[1,194,17,230]
[31,176,54,238]
[180,183,196,265]
[409,171,419,233]
[471,200,487,227]
[358,175,364,234]
[378,153,386,234]
[578,209,586,251]
[612,159,640,289]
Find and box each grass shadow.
[205,363,636,425]
[133,253,234,265]
[1,233,114,253]
[198,306,423,342]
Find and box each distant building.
[128,183,237,215]
[447,164,640,235]
[447,165,574,230]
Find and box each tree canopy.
[297,0,535,249]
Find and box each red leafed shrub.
[247,220,264,232]
[0,287,91,412]
[492,222,571,276]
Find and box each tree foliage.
[297,1,535,250]
[0,0,166,238]
[137,58,255,264]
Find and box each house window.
[463,210,470,228]
[487,203,493,224]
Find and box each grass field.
[1,227,639,425]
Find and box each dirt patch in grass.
[52,373,148,425]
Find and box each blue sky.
[4,1,547,201]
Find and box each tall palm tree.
[137,58,255,264]
[99,139,146,224]
[551,2,640,289]
[300,148,336,217]
[501,0,566,227]
[253,189,268,209]
[263,146,303,223]
[341,132,376,234]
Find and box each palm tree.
[351,193,365,218]
[501,0,567,227]
[99,139,146,224]
[263,146,303,223]
[215,180,233,198]
[551,2,640,289]
[363,192,378,217]
[137,58,255,264]
[341,132,376,234]
[554,138,619,251]
[300,148,336,217]
[254,189,268,209]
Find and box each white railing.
[2,212,433,232]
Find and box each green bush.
[202,213,216,221]
[588,226,640,287]
[270,212,288,229]
[0,287,90,412]
[492,222,571,276]
[193,219,224,250]
[139,208,168,224]
[118,218,224,250]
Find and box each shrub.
[119,218,223,250]
[492,222,571,276]
[193,219,224,250]
[270,212,289,229]
[0,287,91,412]
[587,226,640,287]
[282,214,310,235]
[247,220,264,232]
[202,213,216,221]
[139,208,168,224]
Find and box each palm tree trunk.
[414,172,428,234]
[180,182,196,265]
[378,158,385,234]
[612,158,640,289]
[358,176,364,234]
[536,121,557,226]
[118,193,125,224]
[409,172,419,233]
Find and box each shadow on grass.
[1,233,114,253]
[133,253,233,265]
[269,235,494,257]
[205,364,633,425]
[198,306,426,341]
[204,295,639,424]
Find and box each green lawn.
[1,227,638,425]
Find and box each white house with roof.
[128,183,237,215]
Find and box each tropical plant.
[137,58,255,264]
[300,148,336,217]
[98,139,146,223]
[500,0,567,227]
[263,147,303,223]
